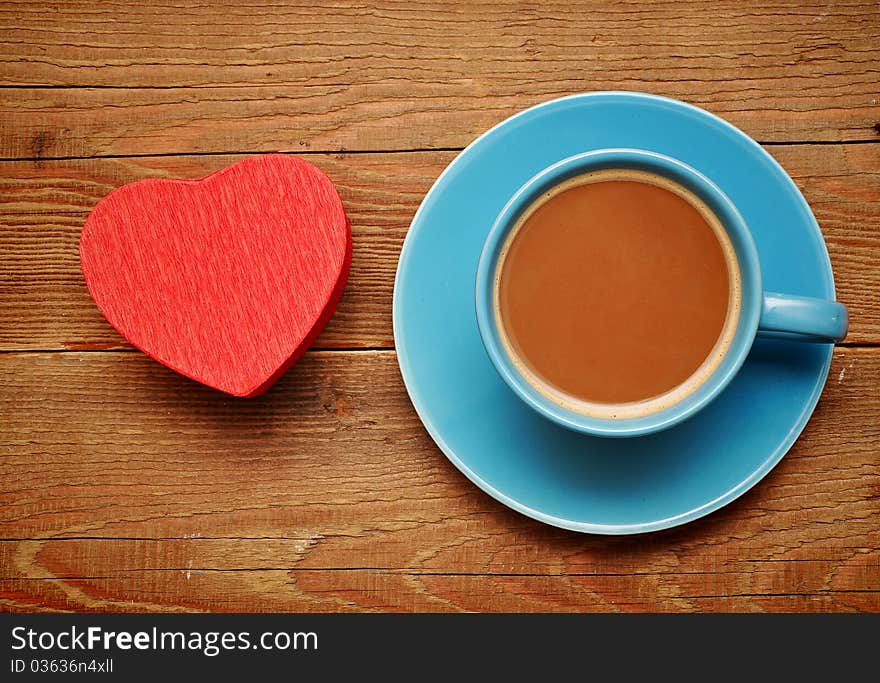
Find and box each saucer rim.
[392,91,835,535]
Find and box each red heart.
[80,154,351,397]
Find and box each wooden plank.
[1,569,876,612]
[1,1,879,156]
[6,0,878,90]
[0,152,443,350]
[1,348,878,611]
[1,144,878,350]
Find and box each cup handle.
[758,292,848,342]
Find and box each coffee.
[495,169,739,416]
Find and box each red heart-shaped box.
[80,154,351,397]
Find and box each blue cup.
[475,149,848,437]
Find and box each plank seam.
[0,138,878,164]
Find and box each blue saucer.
[392,92,836,534]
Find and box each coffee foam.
[493,168,742,420]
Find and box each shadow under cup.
[475,149,765,438]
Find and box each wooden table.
[2,1,878,613]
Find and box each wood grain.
[1,1,880,158]
[1,348,878,612]
[1,144,878,351]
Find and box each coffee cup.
[475,148,848,437]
